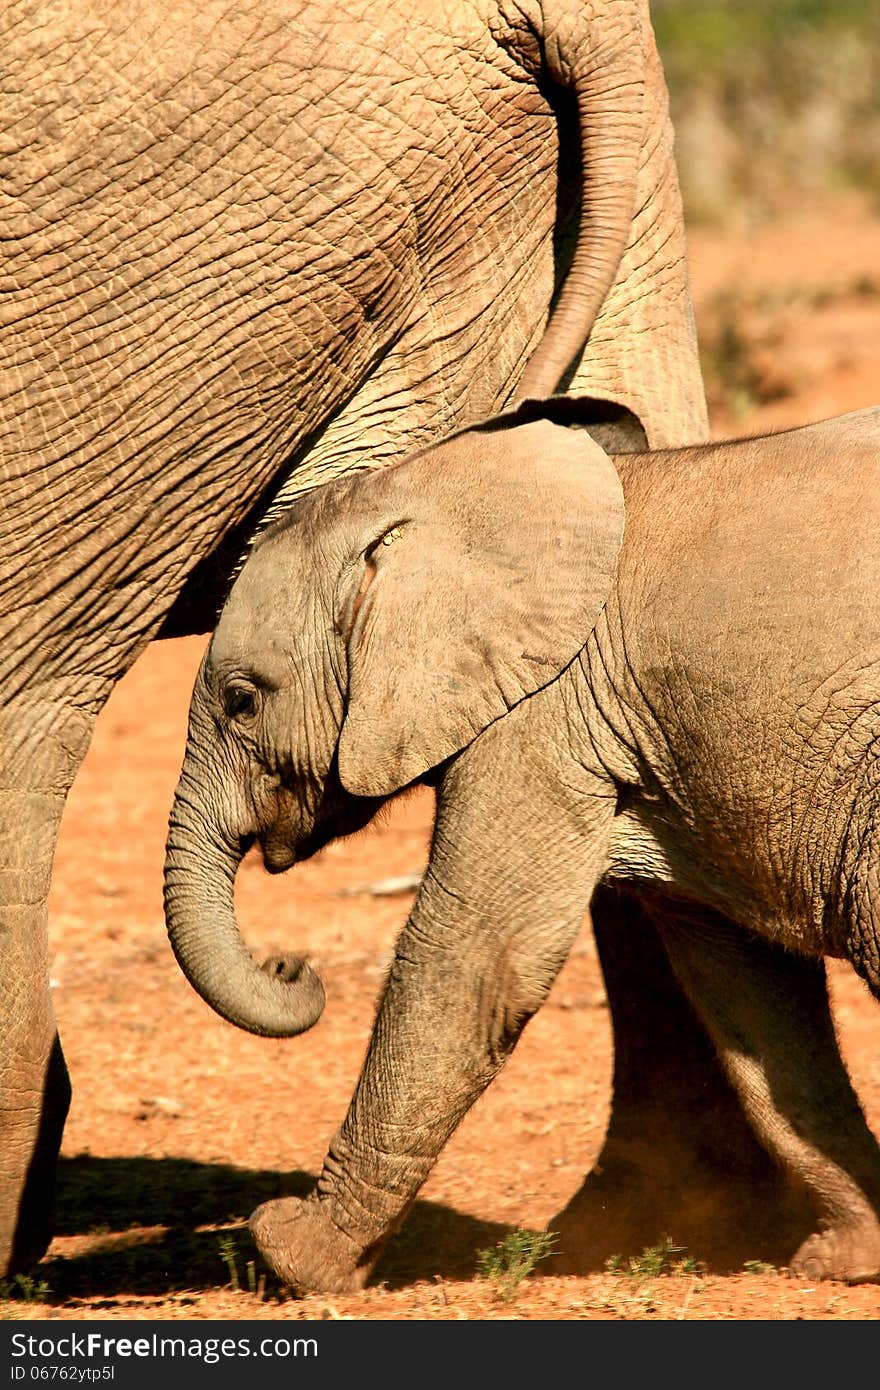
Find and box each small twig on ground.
[338,873,423,897]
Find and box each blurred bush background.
[652,0,880,223]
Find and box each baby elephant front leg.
[251,881,588,1293]
[250,1195,371,1295]
[250,731,613,1293]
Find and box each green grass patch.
[0,1273,50,1304]
[605,1237,699,1279]
[476,1229,556,1301]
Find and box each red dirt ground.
[13,195,880,1321]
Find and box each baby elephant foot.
[790,1222,880,1284]
[249,1196,374,1295]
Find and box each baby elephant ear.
[337,419,624,798]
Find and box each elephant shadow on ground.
[42,1153,820,1302]
[41,1155,510,1301]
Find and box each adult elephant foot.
[4,1035,70,1273]
[0,701,96,1274]
[0,987,72,1276]
[547,886,816,1274]
[249,1196,374,1296]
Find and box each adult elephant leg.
[550,887,815,1272]
[0,698,96,1272]
[659,909,880,1282]
[250,718,614,1294]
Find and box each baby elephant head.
[163,415,625,1036]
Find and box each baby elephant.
[165,401,880,1292]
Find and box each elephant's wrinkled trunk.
[164,765,325,1038]
[511,1,646,402]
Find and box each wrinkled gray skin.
[1,0,710,1274]
[166,404,880,1293]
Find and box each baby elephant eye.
[223,681,258,721]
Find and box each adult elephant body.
[1,0,706,1271]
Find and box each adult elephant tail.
[505,0,647,403]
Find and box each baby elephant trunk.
[163,759,325,1038]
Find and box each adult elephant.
[1,0,711,1275]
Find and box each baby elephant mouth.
[260,823,336,872]
[259,832,299,874]
[258,792,387,875]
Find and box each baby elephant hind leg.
[660,907,880,1284]
[548,885,813,1275]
